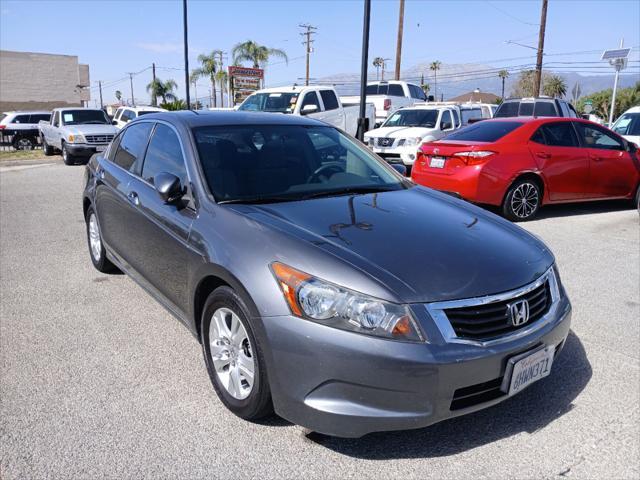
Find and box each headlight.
[405,137,423,146]
[68,133,86,143]
[365,136,374,147]
[271,262,424,342]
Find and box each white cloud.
[135,42,181,54]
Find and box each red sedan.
[411,117,640,220]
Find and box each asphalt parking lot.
[1,160,639,479]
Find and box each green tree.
[577,82,640,120]
[160,99,187,111]
[215,70,228,108]
[146,78,177,104]
[430,61,441,100]
[232,40,287,86]
[193,51,222,108]
[498,69,509,100]
[543,75,567,98]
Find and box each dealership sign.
[229,66,264,105]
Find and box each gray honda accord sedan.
[83,111,571,438]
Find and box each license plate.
[96,145,106,152]
[429,156,446,168]
[502,346,554,396]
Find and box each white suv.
[0,111,51,149]
[112,106,165,129]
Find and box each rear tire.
[13,136,34,150]
[201,286,273,421]
[85,206,117,273]
[502,178,542,222]
[41,135,53,156]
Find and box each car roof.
[134,110,328,128]
[621,106,640,114]
[2,110,51,115]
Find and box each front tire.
[201,286,273,420]
[61,141,75,165]
[85,206,116,273]
[502,178,542,221]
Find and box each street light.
[602,40,630,126]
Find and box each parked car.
[494,97,579,118]
[463,102,498,125]
[412,117,640,221]
[237,85,375,137]
[112,106,166,129]
[83,111,572,438]
[39,108,117,165]
[364,105,460,170]
[342,80,426,126]
[611,105,640,146]
[0,111,51,150]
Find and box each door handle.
[535,151,551,159]
[590,154,603,162]
[127,191,139,206]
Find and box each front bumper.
[371,146,418,166]
[66,143,108,157]
[261,293,571,438]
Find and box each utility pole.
[533,0,548,97]
[183,0,190,109]
[299,24,317,86]
[151,63,157,106]
[127,72,135,107]
[97,81,103,109]
[394,0,405,80]
[357,0,371,141]
[381,58,391,81]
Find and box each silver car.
[83,111,572,438]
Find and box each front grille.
[450,377,505,410]
[85,134,114,144]
[377,137,394,147]
[444,281,552,341]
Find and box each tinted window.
[382,109,438,127]
[106,133,123,162]
[575,123,624,150]
[319,90,339,111]
[452,109,460,127]
[559,101,570,117]
[300,91,320,110]
[460,108,482,125]
[494,101,520,117]
[366,84,389,95]
[114,108,123,120]
[441,110,453,129]
[530,128,546,144]
[193,125,404,203]
[30,114,50,123]
[612,113,640,136]
[539,122,578,147]
[61,110,110,125]
[238,92,299,113]
[519,102,534,116]
[113,122,153,172]
[534,101,557,117]
[388,84,404,97]
[137,111,156,117]
[445,121,524,142]
[14,115,31,123]
[142,124,187,185]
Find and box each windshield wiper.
[218,195,299,205]
[300,186,399,200]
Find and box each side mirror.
[441,122,452,130]
[301,104,319,115]
[154,172,183,203]
[391,163,407,176]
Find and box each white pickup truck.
[342,80,427,127]
[39,108,117,165]
[237,85,376,137]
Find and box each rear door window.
[494,101,520,117]
[112,122,154,172]
[13,114,31,124]
[445,121,524,142]
[319,90,339,111]
[388,84,404,97]
[539,122,579,147]
[30,114,51,123]
[534,101,557,117]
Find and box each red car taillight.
[452,151,496,165]
[0,125,6,130]
[383,99,391,111]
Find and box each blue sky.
[1,0,639,106]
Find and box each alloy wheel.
[208,307,255,400]
[16,138,34,150]
[511,182,539,219]
[88,213,102,261]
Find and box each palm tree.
[190,69,201,109]
[146,78,178,104]
[373,57,384,80]
[115,90,122,105]
[498,70,509,100]
[161,99,187,111]
[232,40,287,86]
[215,70,228,108]
[430,61,441,100]
[193,51,222,108]
[543,75,567,98]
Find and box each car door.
[528,121,588,201]
[574,121,637,198]
[126,122,197,313]
[94,122,154,269]
[50,111,61,146]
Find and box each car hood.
[367,126,437,138]
[65,124,117,135]
[237,187,553,303]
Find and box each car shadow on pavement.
[533,200,635,220]
[306,331,591,459]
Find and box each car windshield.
[193,124,407,204]
[238,93,300,113]
[382,109,439,128]
[62,110,110,125]
[612,113,640,136]
[444,121,524,142]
